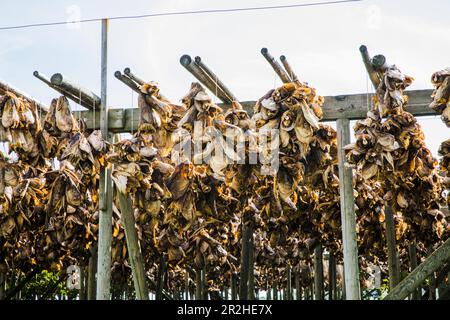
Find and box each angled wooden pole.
[359,45,381,89]
[337,118,361,299]
[384,237,450,300]
[117,192,149,300]
[260,48,291,83]
[96,18,113,300]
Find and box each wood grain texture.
[117,192,149,300]
[337,118,361,300]
[77,89,435,132]
[384,237,450,300]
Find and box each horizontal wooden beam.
[79,89,435,132]
[384,237,450,300]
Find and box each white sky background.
[0,0,449,155]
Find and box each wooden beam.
[180,55,232,104]
[359,45,381,89]
[96,18,113,300]
[194,56,238,103]
[80,89,435,132]
[50,73,101,110]
[260,48,291,83]
[34,71,93,110]
[384,237,450,300]
[117,192,149,300]
[337,118,361,300]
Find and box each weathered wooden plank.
[117,192,149,300]
[384,237,450,300]
[337,118,361,300]
[80,89,435,132]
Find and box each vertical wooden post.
[408,243,420,300]
[272,281,277,300]
[185,270,190,300]
[336,118,361,300]
[195,269,202,300]
[329,253,337,300]
[314,244,324,300]
[385,206,400,290]
[117,192,149,300]
[202,266,207,300]
[286,265,292,300]
[0,273,5,300]
[96,18,113,300]
[79,265,86,300]
[87,245,97,300]
[295,273,302,300]
[156,255,166,300]
[248,225,255,300]
[231,273,237,300]
[239,223,250,300]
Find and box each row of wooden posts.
[1,18,450,300]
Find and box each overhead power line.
[0,0,363,31]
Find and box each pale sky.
[0,0,449,155]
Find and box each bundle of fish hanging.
[345,65,447,249]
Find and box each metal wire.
[0,1,362,31]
